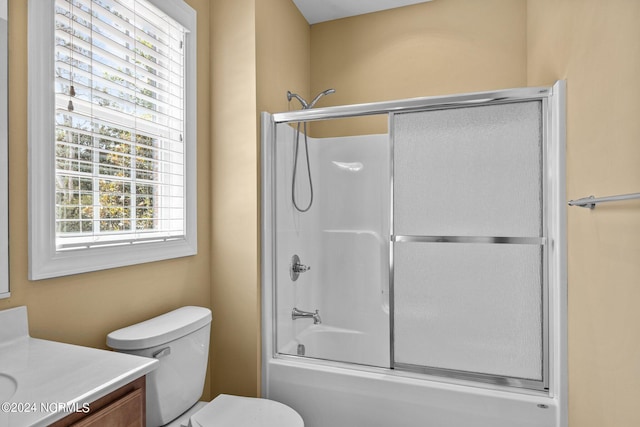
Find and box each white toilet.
[107,306,303,427]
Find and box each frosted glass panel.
[394,102,542,237]
[394,242,543,380]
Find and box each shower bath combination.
[262,82,567,427]
[287,88,335,212]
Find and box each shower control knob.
[292,263,310,273]
[290,254,310,281]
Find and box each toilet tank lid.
[107,306,212,350]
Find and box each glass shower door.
[391,101,548,390]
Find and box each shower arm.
[287,91,308,109]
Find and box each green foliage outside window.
[55,118,157,235]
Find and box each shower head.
[286,89,336,110]
[308,88,336,109]
[287,91,308,109]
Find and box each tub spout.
[292,307,321,324]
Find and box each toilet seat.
[187,394,304,427]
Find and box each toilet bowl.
[107,306,303,427]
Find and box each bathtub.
[281,324,388,368]
[266,326,560,427]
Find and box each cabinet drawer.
[71,387,144,427]
[50,376,146,427]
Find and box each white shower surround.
[261,82,567,427]
[272,128,390,369]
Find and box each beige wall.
[211,0,309,396]
[257,0,311,114]
[1,0,308,405]
[209,0,259,398]
[210,0,310,397]
[208,0,310,398]
[254,0,310,393]
[1,0,212,400]
[528,1,640,426]
[309,0,527,136]
[5,2,640,424]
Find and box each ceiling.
[291,0,434,25]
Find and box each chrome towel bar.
[394,235,545,245]
[568,192,640,209]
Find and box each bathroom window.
[28,0,197,279]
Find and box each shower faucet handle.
[290,254,310,281]
[292,262,310,273]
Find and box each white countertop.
[0,307,158,427]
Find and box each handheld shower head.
[287,89,336,110]
[308,88,336,109]
[285,87,335,213]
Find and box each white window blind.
[29,0,197,279]
[54,0,186,250]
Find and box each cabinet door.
[50,377,146,427]
[72,388,144,427]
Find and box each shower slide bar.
[568,192,640,209]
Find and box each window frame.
[0,0,8,297]
[28,0,197,280]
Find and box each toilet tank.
[107,306,212,427]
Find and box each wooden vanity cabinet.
[49,376,146,427]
